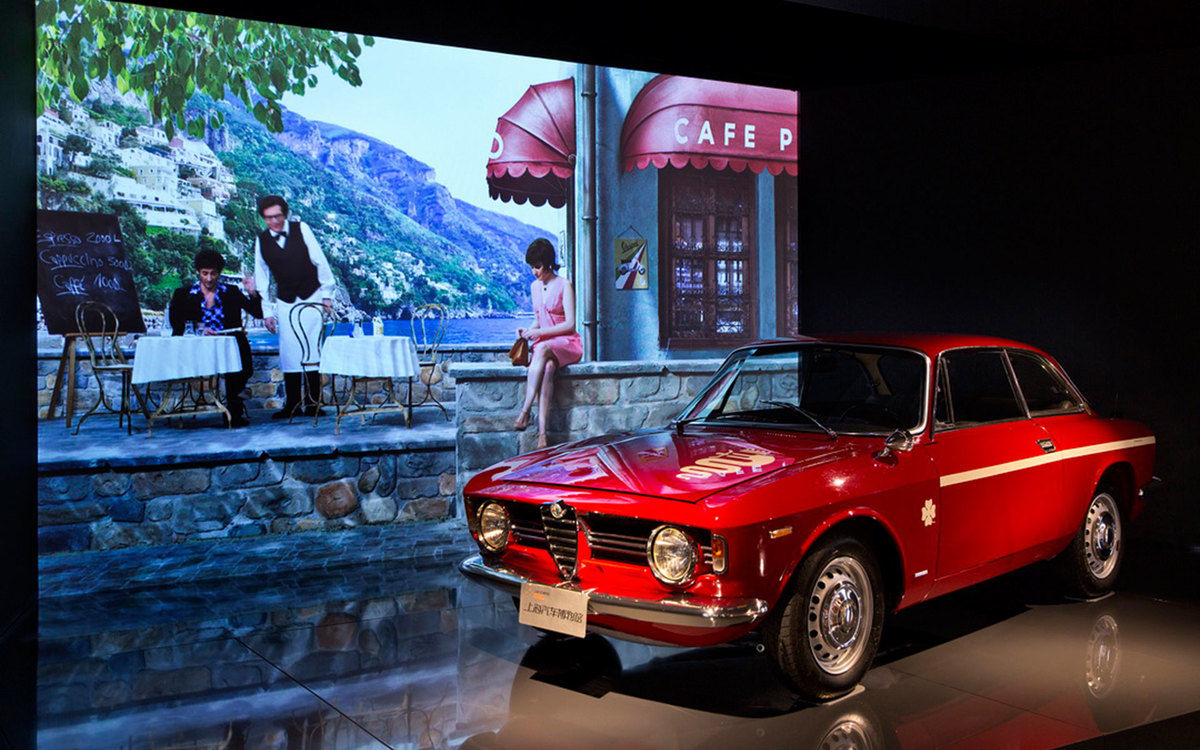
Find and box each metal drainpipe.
[580,65,598,362]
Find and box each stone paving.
[38,404,455,471]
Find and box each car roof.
[748,332,1051,359]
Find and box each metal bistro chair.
[408,302,449,421]
[73,301,138,435]
[289,301,338,425]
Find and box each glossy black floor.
[35,542,1200,750]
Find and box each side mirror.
[873,430,914,462]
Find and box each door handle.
[1037,438,1056,453]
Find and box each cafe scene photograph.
[16,0,1200,748]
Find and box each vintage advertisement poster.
[615,237,649,290]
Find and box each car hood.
[492,428,855,502]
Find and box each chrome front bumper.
[459,555,769,630]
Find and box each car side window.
[937,350,1026,428]
[1008,350,1084,416]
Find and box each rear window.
[1009,350,1084,416]
[937,349,1025,428]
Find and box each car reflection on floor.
[37,558,1200,749]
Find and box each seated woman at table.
[169,248,263,427]
[514,238,582,449]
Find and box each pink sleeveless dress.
[531,275,583,367]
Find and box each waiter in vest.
[253,194,336,419]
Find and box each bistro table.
[132,334,241,435]
[319,335,419,433]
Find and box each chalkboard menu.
[36,210,145,335]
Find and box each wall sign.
[614,237,649,290]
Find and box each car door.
[1006,348,1094,541]
[925,348,1062,579]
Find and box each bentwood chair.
[288,302,338,425]
[73,301,137,435]
[408,302,449,421]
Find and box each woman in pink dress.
[514,239,583,448]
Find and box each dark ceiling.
[794,0,1200,58]
[166,0,1200,92]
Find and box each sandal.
[514,410,531,430]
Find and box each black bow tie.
[274,231,288,240]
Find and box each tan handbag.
[509,336,531,366]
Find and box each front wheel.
[763,537,884,700]
[1061,484,1124,598]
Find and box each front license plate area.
[518,582,588,637]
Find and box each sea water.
[249,316,531,346]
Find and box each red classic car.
[460,334,1157,699]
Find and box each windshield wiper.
[763,400,838,439]
[672,415,706,434]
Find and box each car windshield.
[676,343,928,435]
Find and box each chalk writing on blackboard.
[36,210,145,335]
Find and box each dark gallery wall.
[799,47,1200,546]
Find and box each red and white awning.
[620,74,797,176]
[486,78,575,208]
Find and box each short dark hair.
[525,238,560,270]
[193,248,226,273]
[257,194,289,217]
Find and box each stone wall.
[36,336,507,419]
[38,448,457,554]
[449,358,725,502]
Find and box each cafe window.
[775,175,799,335]
[659,168,756,348]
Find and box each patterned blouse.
[190,281,227,332]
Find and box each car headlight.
[647,525,698,586]
[478,501,511,552]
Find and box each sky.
[280,37,574,237]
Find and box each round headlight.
[647,526,698,586]
[478,502,511,552]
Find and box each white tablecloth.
[319,336,419,378]
[131,335,242,385]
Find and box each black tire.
[763,536,884,700]
[1061,482,1124,598]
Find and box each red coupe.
[461,334,1156,699]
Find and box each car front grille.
[540,502,579,579]
[471,497,713,574]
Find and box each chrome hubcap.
[818,716,874,750]
[1085,614,1121,698]
[808,556,872,675]
[1085,492,1121,579]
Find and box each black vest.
[259,221,319,303]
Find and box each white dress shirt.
[252,220,336,319]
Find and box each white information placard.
[518,582,588,637]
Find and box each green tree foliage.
[36,0,375,138]
[77,152,126,178]
[61,133,91,165]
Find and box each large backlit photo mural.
[33,1,798,744]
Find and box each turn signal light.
[711,535,728,574]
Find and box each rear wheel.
[764,536,884,700]
[1061,483,1124,598]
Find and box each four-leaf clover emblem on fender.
[922,499,937,527]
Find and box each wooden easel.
[46,334,82,428]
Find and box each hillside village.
[36,95,235,242]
